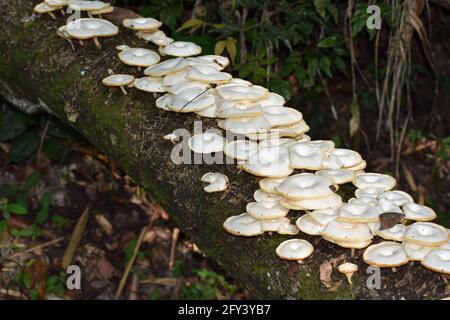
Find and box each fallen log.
[0,0,448,299]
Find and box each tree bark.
[0,0,448,299]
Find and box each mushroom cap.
[377,190,414,206]
[186,55,230,69]
[188,132,225,154]
[338,262,358,274]
[187,65,232,84]
[200,172,229,193]
[102,74,135,87]
[155,93,172,111]
[68,0,110,11]
[259,177,286,193]
[194,103,217,118]
[376,224,407,241]
[346,160,367,171]
[161,41,202,57]
[363,241,409,267]
[257,92,286,107]
[353,173,397,191]
[118,48,160,67]
[34,3,59,13]
[276,239,314,261]
[403,222,449,246]
[66,18,119,40]
[262,106,303,128]
[218,116,271,135]
[259,217,289,232]
[296,214,325,235]
[253,189,282,202]
[275,173,333,200]
[422,249,450,274]
[45,0,69,6]
[216,103,263,119]
[376,198,403,214]
[57,26,71,40]
[223,140,258,161]
[402,241,434,261]
[216,84,268,101]
[322,149,363,169]
[123,17,162,31]
[138,30,174,46]
[325,237,373,249]
[162,69,189,87]
[133,76,165,93]
[246,201,289,220]
[166,80,210,95]
[239,146,293,178]
[348,197,378,206]
[168,87,214,112]
[402,203,437,222]
[280,193,342,211]
[321,220,373,243]
[289,142,326,170]
[276,221,300,235]
[309,208,339,225]
[223,213,263,237]
[144,58,189,77]
[355,187,384,199]
[89,5,114,15]
[246,120,310,140]
[316,169,356,185]
[337,203,380,223]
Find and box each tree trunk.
[0,0,448,299]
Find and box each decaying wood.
[0,0,448,299]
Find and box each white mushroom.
[422,249,450,274]
[275,239,314,262]
[118,48,160,68]
[102,74,135,95]
[144,58,189,77]
[160,41,202,57]
[65,18,119,49]
[223,140,258,161]
[200,172,229,193]
[376,224,407,241]
[223,213,263,237]
[337,203,380,223]
[338,262,358,284]
[246,201,289,220]
[295,214,325,235]
[403,222,449,246]
[239,146,293,178]
[402,203,437,222]
[353,173,397,191]
[123,17,162,31]
[188,132,225,154]
[275,173,333,200]
[363,241,409,267]
[133,77,165,93]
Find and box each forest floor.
[0,114,248,299]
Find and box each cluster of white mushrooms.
[34,0,450,281]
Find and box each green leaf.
[7,130,39,163]
[313,0,326,19]
[268,79,292,101]
[176,18,205,33]
[124,239,137,262]
[8,203,28,215]
[51,215,67,228]
[319,55,332,78]
[225,37,237,65]
[11,228,34,237]
[318,35,337,48]
[214,40,226,56]
[0,108,28,141]
[35,192,51,224]
[335,56,347,76]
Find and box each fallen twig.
[62,206,90,269]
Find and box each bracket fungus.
[34,3,60,19]
[188,133,225,154]
[422,249,450,274]
[200,172,229,193]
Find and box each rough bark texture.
[0,0,448,300]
